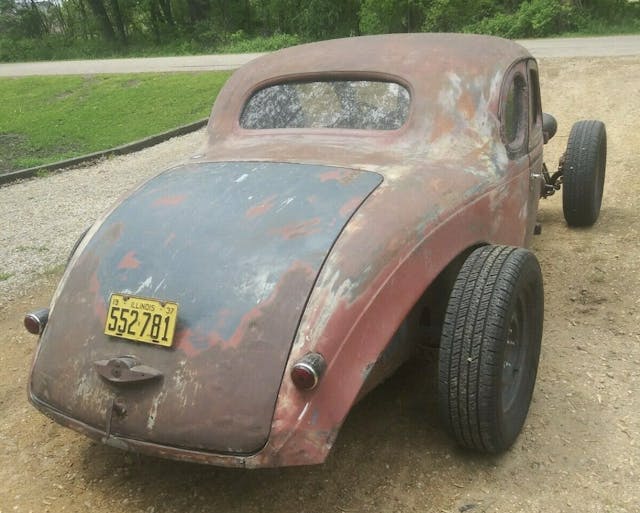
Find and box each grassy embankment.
[0,33,299,63]
[0,71,231,174]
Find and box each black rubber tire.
[562,120,607,227]
[438,245,544,453]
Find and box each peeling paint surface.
[29,34,544,467]
[30,161,381,454]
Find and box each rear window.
[240,80,410,130]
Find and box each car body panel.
[29,33,546,467]
[203,33,530,177]
[30,161,382,454]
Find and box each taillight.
[24,308,49,335]
[291,352,326,390]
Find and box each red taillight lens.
[24,308,49,335]
[291,365,318,390]
[291,353,326,390]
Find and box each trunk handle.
[94,356,162,384]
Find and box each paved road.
[0,52,267,76]
[0,35,639,77]
[518,34,640,57]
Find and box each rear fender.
[264,174,529,466]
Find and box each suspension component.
[541,156,565,198]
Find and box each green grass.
[0,71,231,173]
[16,245,49,252]
[40,263,66,277]
[0,272,13,281]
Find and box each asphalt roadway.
[0,35,639,77]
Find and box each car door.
[500,61,532,245]
[526,59,544,244]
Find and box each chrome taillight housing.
[24,308,49,335]
[290,352,327,390]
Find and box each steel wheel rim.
[502,291,529,412]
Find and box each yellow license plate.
[104,293,179,347]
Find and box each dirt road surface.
[1,56,639,513]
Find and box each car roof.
[233,33,530,84]
[203,33,532,177]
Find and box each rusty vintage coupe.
[25,34,607,467]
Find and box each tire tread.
[438,245,543,453]
[562,119,607,227]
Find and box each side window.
[528,67,541,128]
[501,72,528,155]
[528,63,543,151]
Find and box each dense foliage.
[1,0,638,61]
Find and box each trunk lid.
[30,161,382,454]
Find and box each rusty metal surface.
[29,34,544,467]
[203,33,531,174]
[30,162,382,454]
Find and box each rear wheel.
[438,245,543,453]
[562,120,607,227]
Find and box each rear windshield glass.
[240,80,410,130]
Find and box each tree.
[423,0,490,32]
[301,0,360,38]
[0,0,50,38]
[359,0,426,34]
[185,0,211,25]
[85,0,116,41]
[108,0,127,43]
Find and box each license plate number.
[105,293,178,347]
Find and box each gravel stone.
[0,130,205,303]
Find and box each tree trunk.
[216,0,228,36]
[86,0,116,41]
[29,0,48,36]
[244,0,251,32]
[148,0,161,43]
[54,4,69,37]
[109,0,127,44]
[76,0,91,40]
[186,0,210,25]
[158,0,175,27]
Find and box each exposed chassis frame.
[541,156,565,198]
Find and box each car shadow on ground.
[74,356,504,511]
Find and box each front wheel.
[562,120,607,227]
[438,245,544,453]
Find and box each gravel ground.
[0,130,205,305]
[1,56,639,513]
